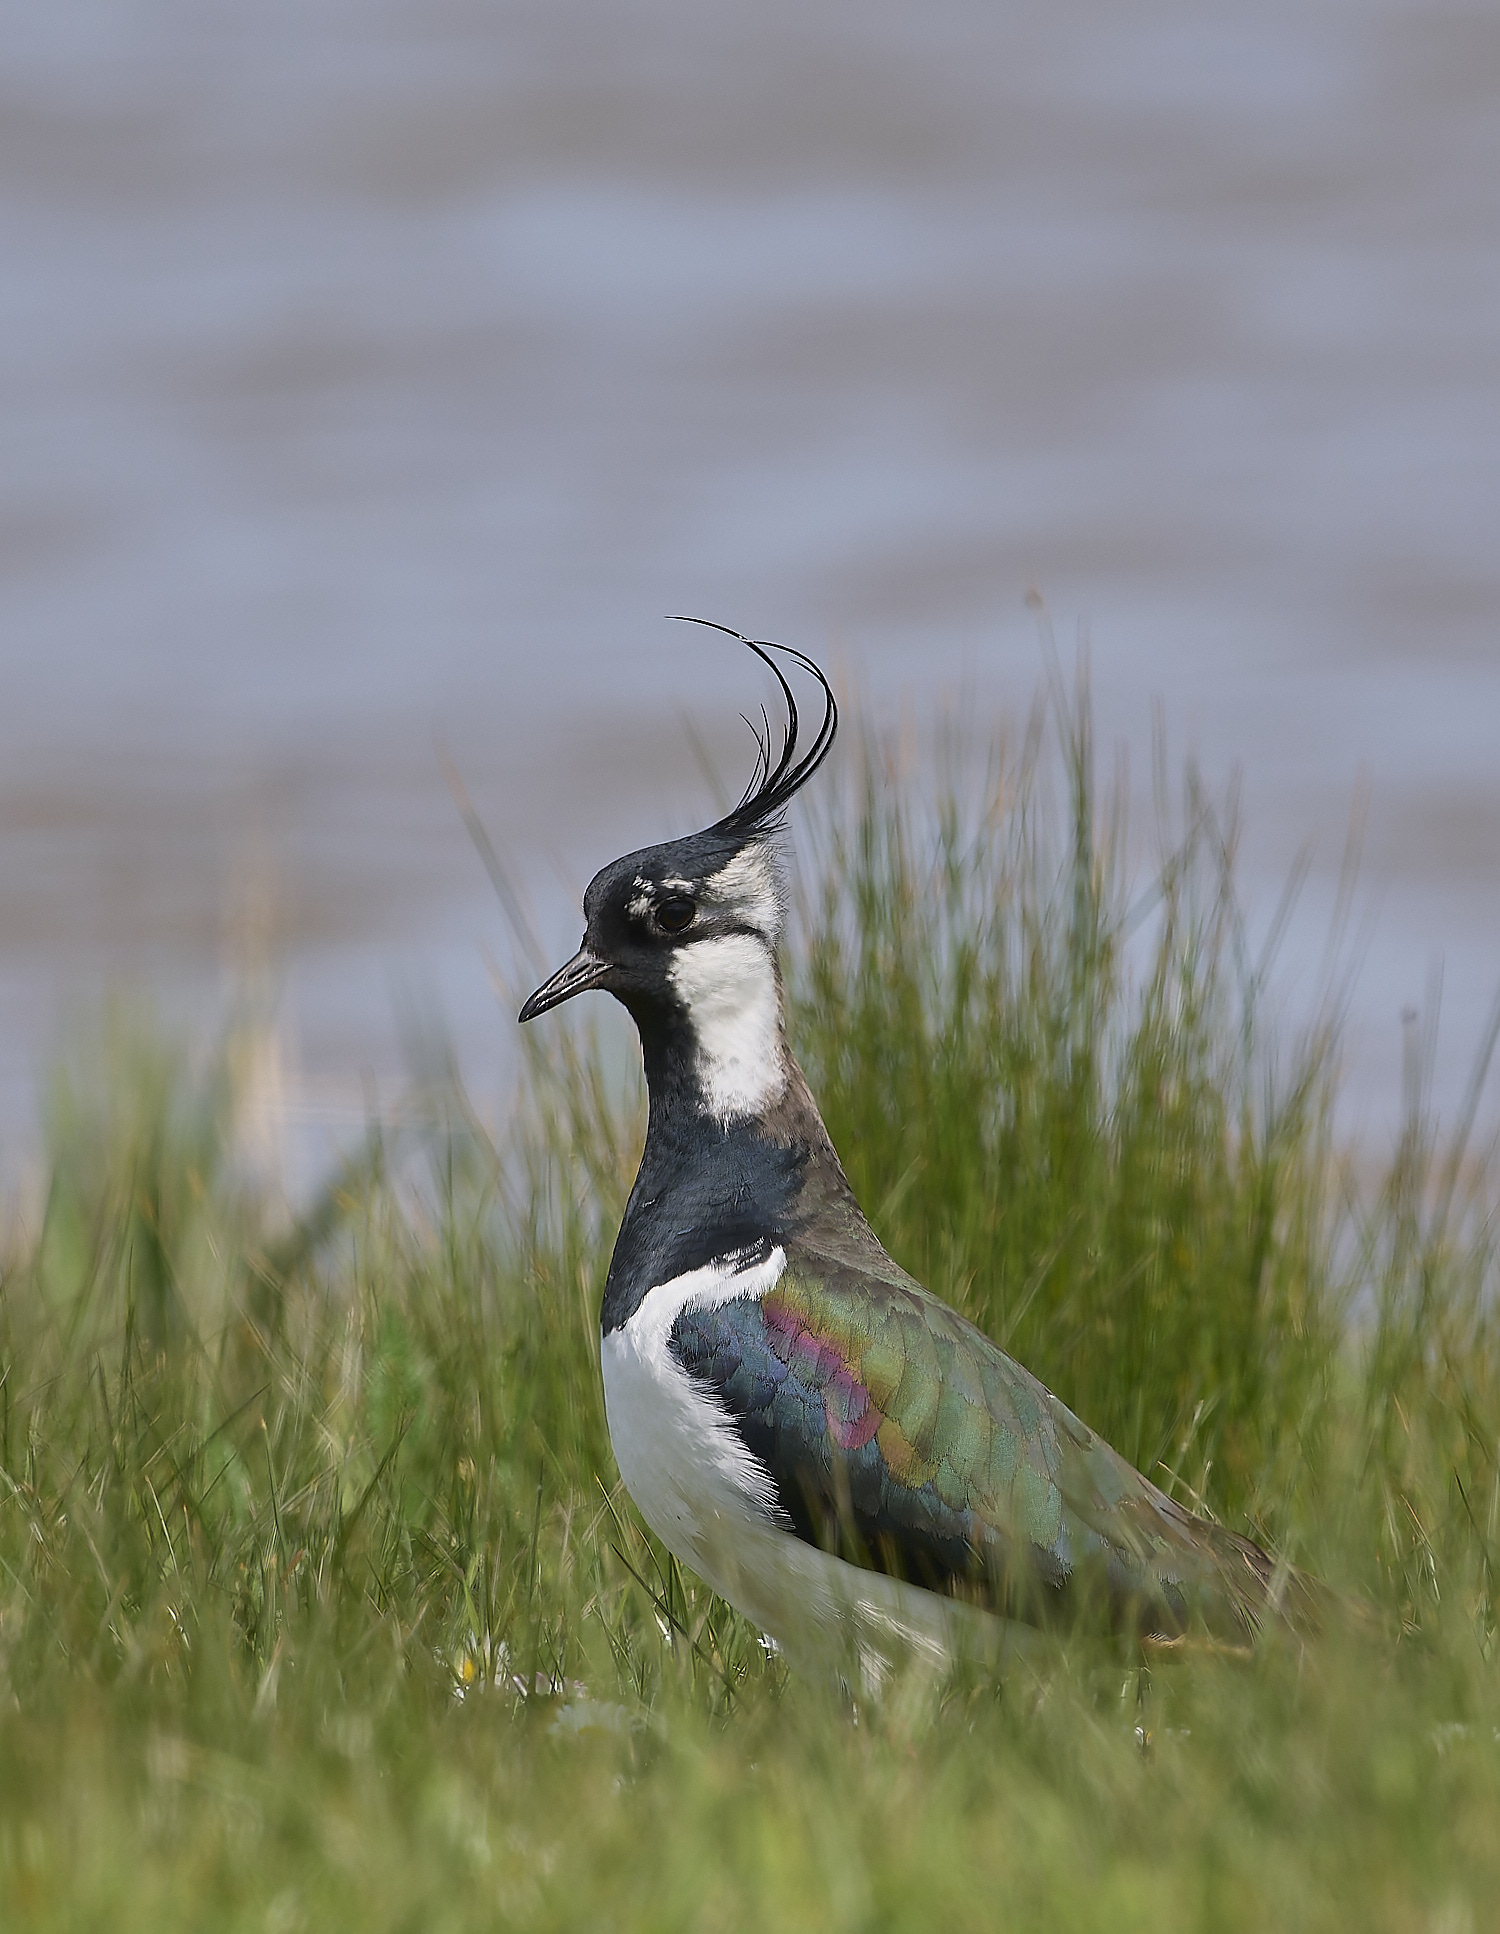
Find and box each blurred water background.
[2,0,1497,1194]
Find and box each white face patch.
[704,846,781,940]
[669,931,786,1121]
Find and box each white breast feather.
[601,1248,788,1556]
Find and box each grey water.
[2,0,1498,1192]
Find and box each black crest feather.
[667,617,839,838]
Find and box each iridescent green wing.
[670,1238,1273,1639]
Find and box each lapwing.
[519,627,1308,1679]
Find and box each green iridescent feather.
[701,1232,1305,1641]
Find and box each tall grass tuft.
[792,680,1343,1539]
[1,674,1498,1930]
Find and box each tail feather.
[1140,1488,1333,1646]
[1203,1519,1330,1641]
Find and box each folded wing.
[670,1243,1295,1642]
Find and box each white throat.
[668,933,787,1122]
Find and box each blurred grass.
[2,681,1499,1931]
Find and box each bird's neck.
[647,930,790,1125]
[602,947,866,1333]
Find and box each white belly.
[600,1248,1033,1684]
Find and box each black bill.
[517,946,611,1022]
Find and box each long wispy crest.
[667,617,839,838]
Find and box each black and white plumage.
[520,626,1313,1680]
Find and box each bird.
[519,624,1311,1683]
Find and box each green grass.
[2,683,1499,1931]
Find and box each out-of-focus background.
[2,0,1497,1189]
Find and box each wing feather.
[669,1244,1284,1641]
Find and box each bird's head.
[518,626,837,1122]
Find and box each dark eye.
[655,894,697,934]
